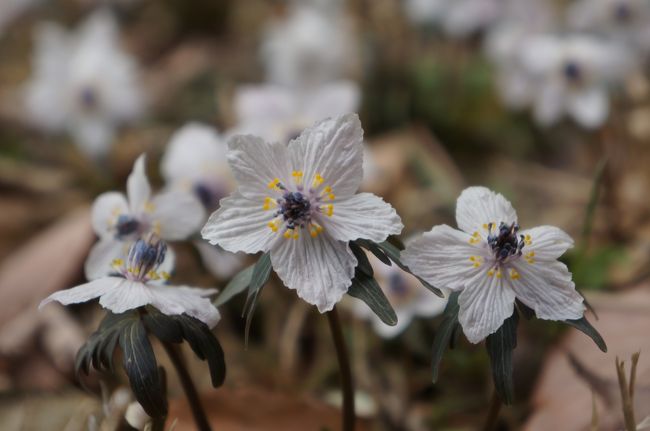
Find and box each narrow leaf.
[564,316,607,353]
[485,310,519,405]
[142,308,183,343]
[431,292,459,383]
[349,242,373,276]
[243,253,272,345]
[214,265,254,307]
[355,239,392,266]
[347,270,397,325]
[175,315,227,388]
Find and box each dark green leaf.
[515,300,535,320]
[347,269,397,325]
[214,265,254,307]
[355,239,392,266]
[563,316,607,353]
[485,310,519,405]
[349,242,373,276]
[120,318,168,419]
[243,253,272,345]
[431,292,459,383]
[142,308,183,343]
[175,314,227,388]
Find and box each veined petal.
[227,135,291,199]
[520,225,574,261]
[321,193,403,243]
[201,191,278,254]
[455,186,518,234]
[148,285,220,328]
[98,279,152,313]
[39,277,121,309]
[91,191,128,238]
[85,239,130,280]
[458,271,516,344]
[150,191,206,240]
[401,225,486,291]
[270,232,357,313]
[127,154,152,213]
[288,113,364,199]
[509,260,584,321]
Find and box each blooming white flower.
[568,0,650,55]
[404,0,504,37]
[518,34,632,129]
[261,4,354,88]
[160,123,243,279]
[402,186,585,343]
[86,154,205,280]
[40,235,220,327]
[351,252,447,338]
[201,114,403,312]
[24,10,144,158]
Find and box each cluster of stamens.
[264,171,335,240]
[112,234,170,282]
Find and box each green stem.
[481,390,502,431]
[162,342,212,431]
[326,306,355,431]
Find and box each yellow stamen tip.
[284,230,292,239]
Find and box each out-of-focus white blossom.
[24,10,144,158]
[0,0,41,37]
[261,4,355,87]
[404,0,504,37]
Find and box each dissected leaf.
[347,269,397,325]
[175,314,226,388]
[431,291,459,383]
[563,316,607,353]
[142,308,183,343]
[486,310,519,405]
[214,265,254,307]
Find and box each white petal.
[458,271,516,344]
[270,233,357,313]
[455,186,518,234]
[85,239,130,280]
[91,192,129,238]
[303,81,361,121]
[69,117,114,159]
[568,87,608,129]
[201,191,279,254]
[402,225,484,291]
[533,80,566,127]
[148,285,220,328]
[127,155,152,213]
[194,240,245,280]
[510,260,584,320]
[321,193,403,243]
[39,277,120,309]
[521,226,574,261]
[98,280,152,313]
[288,113,364,198]
[150,191,205,240]
[227,135,291,199]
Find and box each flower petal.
[401,224,486,291]
[458,271,516,344]
[510,260,584,321]
[39,277,120,309]
[85,239,130,280]
[321,193,403,243]
[455,186,518,234]
[521,225,574,261]
[270,233,357,313]
[201,191,279,254]
[98,280,153,313]
[91,191,128,238]
[227,135,291,199]
[303,81,361,121]
[148,285,220,328]
[288,113,364,198]
[533,79,566,127]
[69,117,114,159]
[150,191,205,240]
[568,87,608,129]
[127,154,152,214]
[194,240,245,280]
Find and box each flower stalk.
[162,342,212,431]
[326,306,355,431]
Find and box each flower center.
[79,86,99,110]
[263,171,335,240]
[115,214,140,238]
[613,2,632,22]
[113,234,170,283]
[487,222,525,263]
[563,61,582,83]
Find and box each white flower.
[406,0,504,37]
[86,154,205,280]
[402,186,584,344]
[403,0,446,27]
[201,114,403,312]
[519,34,632,129]
[40,236,220,327]
[24,10,144,158]
[261,4,354,87]
[568,0,650,55]
[160,123,244,279]
[351,252,447,338]
[233,81,360,144]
